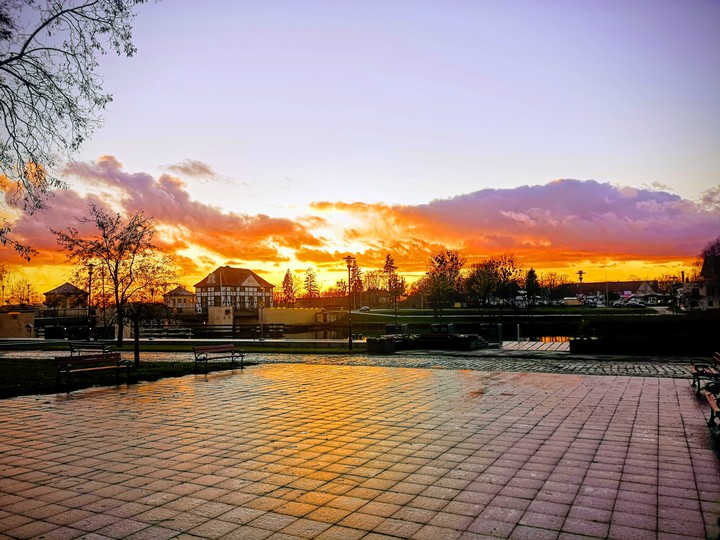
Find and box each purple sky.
[76,0,719,215]
[6,1,720,292]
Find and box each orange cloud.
[3,158,718,293]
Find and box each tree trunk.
[133,315,140,368]
[116,309,124,347]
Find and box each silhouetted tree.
[540,272,570,302]
[7,276,37,305]
[702,236,720,257]
[350,260,363,295]
[364,269,383,308]
[304,267,319,299]
[525,268,540,307]
[494,253,522,315]
[465,259,499,309]
[282,269,300,305]
[426,248,465,319]
[1,0,148,257]
[52,204,176,346]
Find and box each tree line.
[275,237,720,316]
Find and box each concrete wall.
[0,311,35,338]
[209,306,235,325]
[264,307,340,325]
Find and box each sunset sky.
[2,0,719,297]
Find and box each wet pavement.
[0,351,719,539]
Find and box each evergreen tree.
[525,268,540,307]
[282,269,296,305]
[304,267,319,299]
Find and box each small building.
[194,266,274,314]
[163,286,196,314]
[43,283,87,309]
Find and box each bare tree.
[0,0,147,256]
[364,269,383,308]
[702,236,720,258]
[52,204,176,346]
[465,259,499,309]
[0,262,7,305]
[540,272,572,302]
[335,279,348,297]
[7,275,37,305]
[425,248,465,319]
[493,253,523,314]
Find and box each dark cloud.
[163,159,217,178]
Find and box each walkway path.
[1,361,718,539]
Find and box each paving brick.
[0,361,717,538]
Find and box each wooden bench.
[192,344,244,373]
[55,353,131,390]
[69,341,113,356]
[705,390,720,427]
[700,383,720,444]
[689,351,720,394]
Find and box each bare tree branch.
[0,0,147,255]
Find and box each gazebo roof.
[44,282,86,296]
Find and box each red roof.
[194,266,274,289]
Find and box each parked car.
[358,306,370,312]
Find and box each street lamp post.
[87,263,95,340]
[259,301,264,341]
[344,255,355,350]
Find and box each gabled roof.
[164,286,195,297]
[194,266,274,289]
[44,282,86,296]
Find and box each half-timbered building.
[194,266,274,313]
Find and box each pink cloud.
[3,158,717,281]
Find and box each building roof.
[164,286,195,297]
[194,266,274,289]
[578,280,658,295]
[44,282,86,296]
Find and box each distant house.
[194,266,274,313]
[44,283,87,309]
[577,280,659,300]
[163,286,196,314]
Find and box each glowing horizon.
[2,2,719,297]
[2,156,715,298]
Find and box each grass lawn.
[0,356,250,399]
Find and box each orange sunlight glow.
[2,159,714,298]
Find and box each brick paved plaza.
[1,362,719,539]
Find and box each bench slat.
[55,353,130,391]
[689,352,720,394]
[192,344,244,373]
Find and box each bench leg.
[693,375,704,395]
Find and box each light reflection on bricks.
[0,362,718,538]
